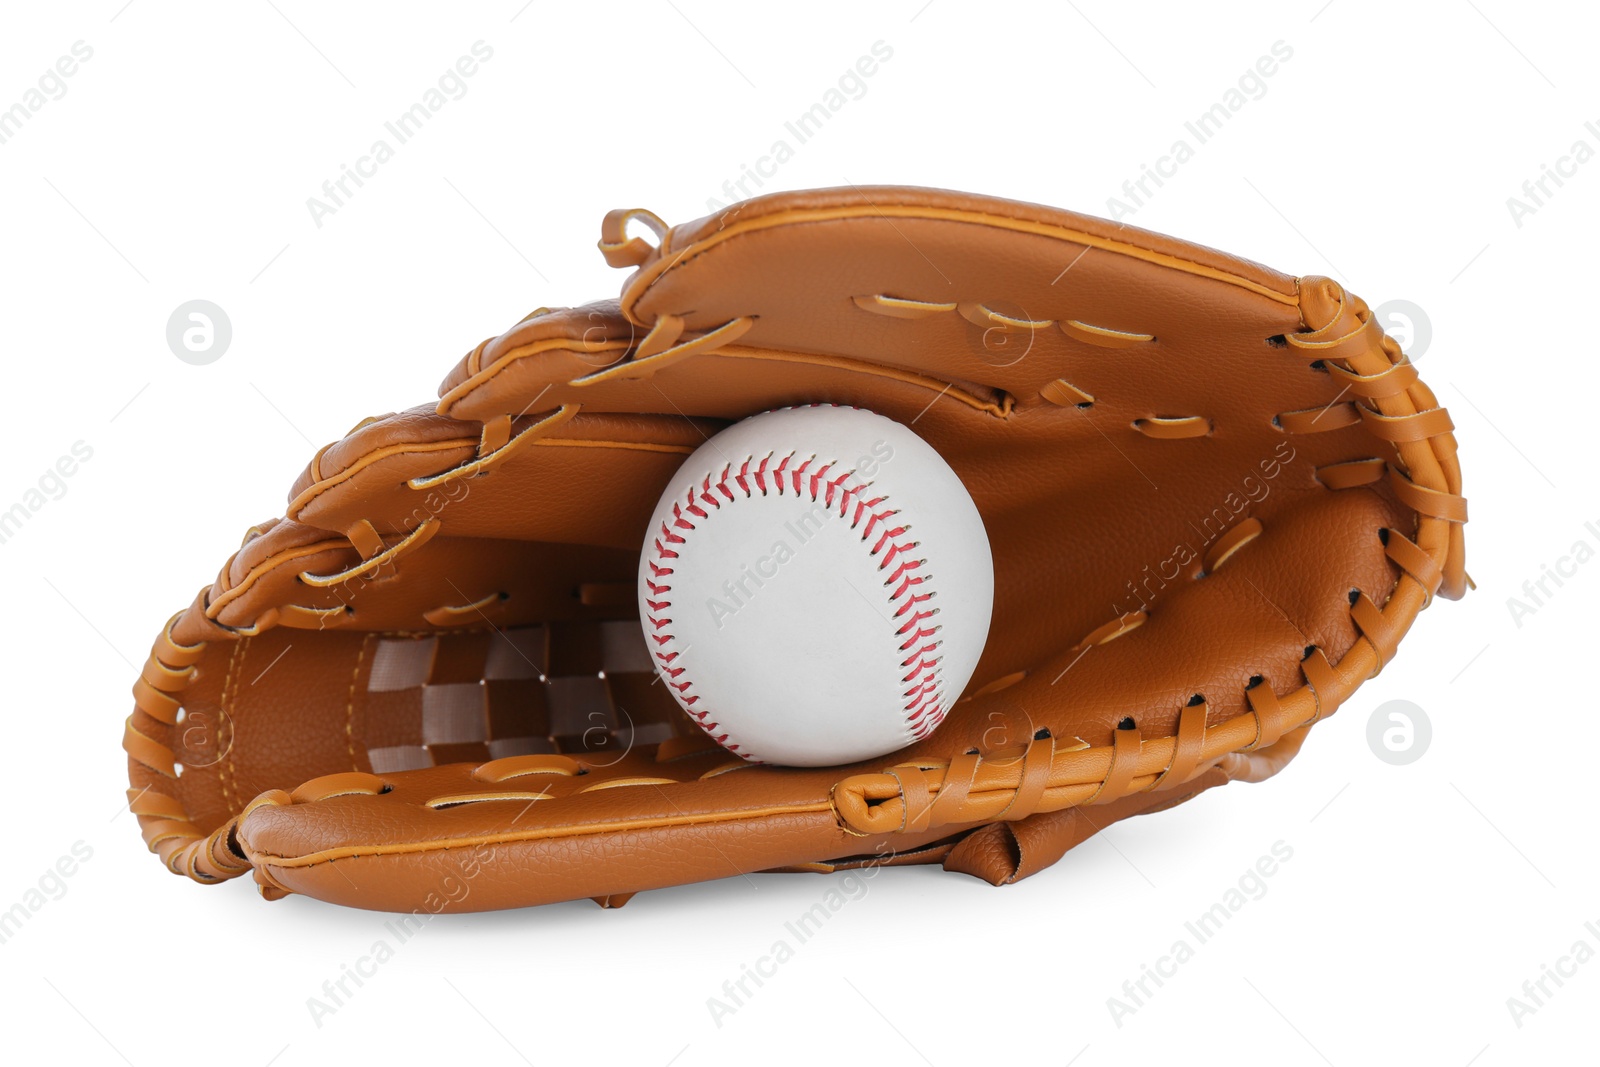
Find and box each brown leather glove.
[124,186,1467,912]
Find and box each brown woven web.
[361,620,694,773]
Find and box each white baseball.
[638,405,993,766]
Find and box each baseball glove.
[124,186,1467,912]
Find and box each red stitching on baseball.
[646,453,946,761]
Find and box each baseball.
[639,405,993,766]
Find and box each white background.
[1,2,1594,1064]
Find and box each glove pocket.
[234,754,867,912]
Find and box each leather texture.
[124,185,1467,912]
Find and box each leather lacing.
[193,406,591,636]
[123,616,252,882]
[122,402,595,880]
[852,291,1157,350]
[829,277,1467,836]
[126,264,1466,881]
[123,256,774,883]
[592,206,756,384]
